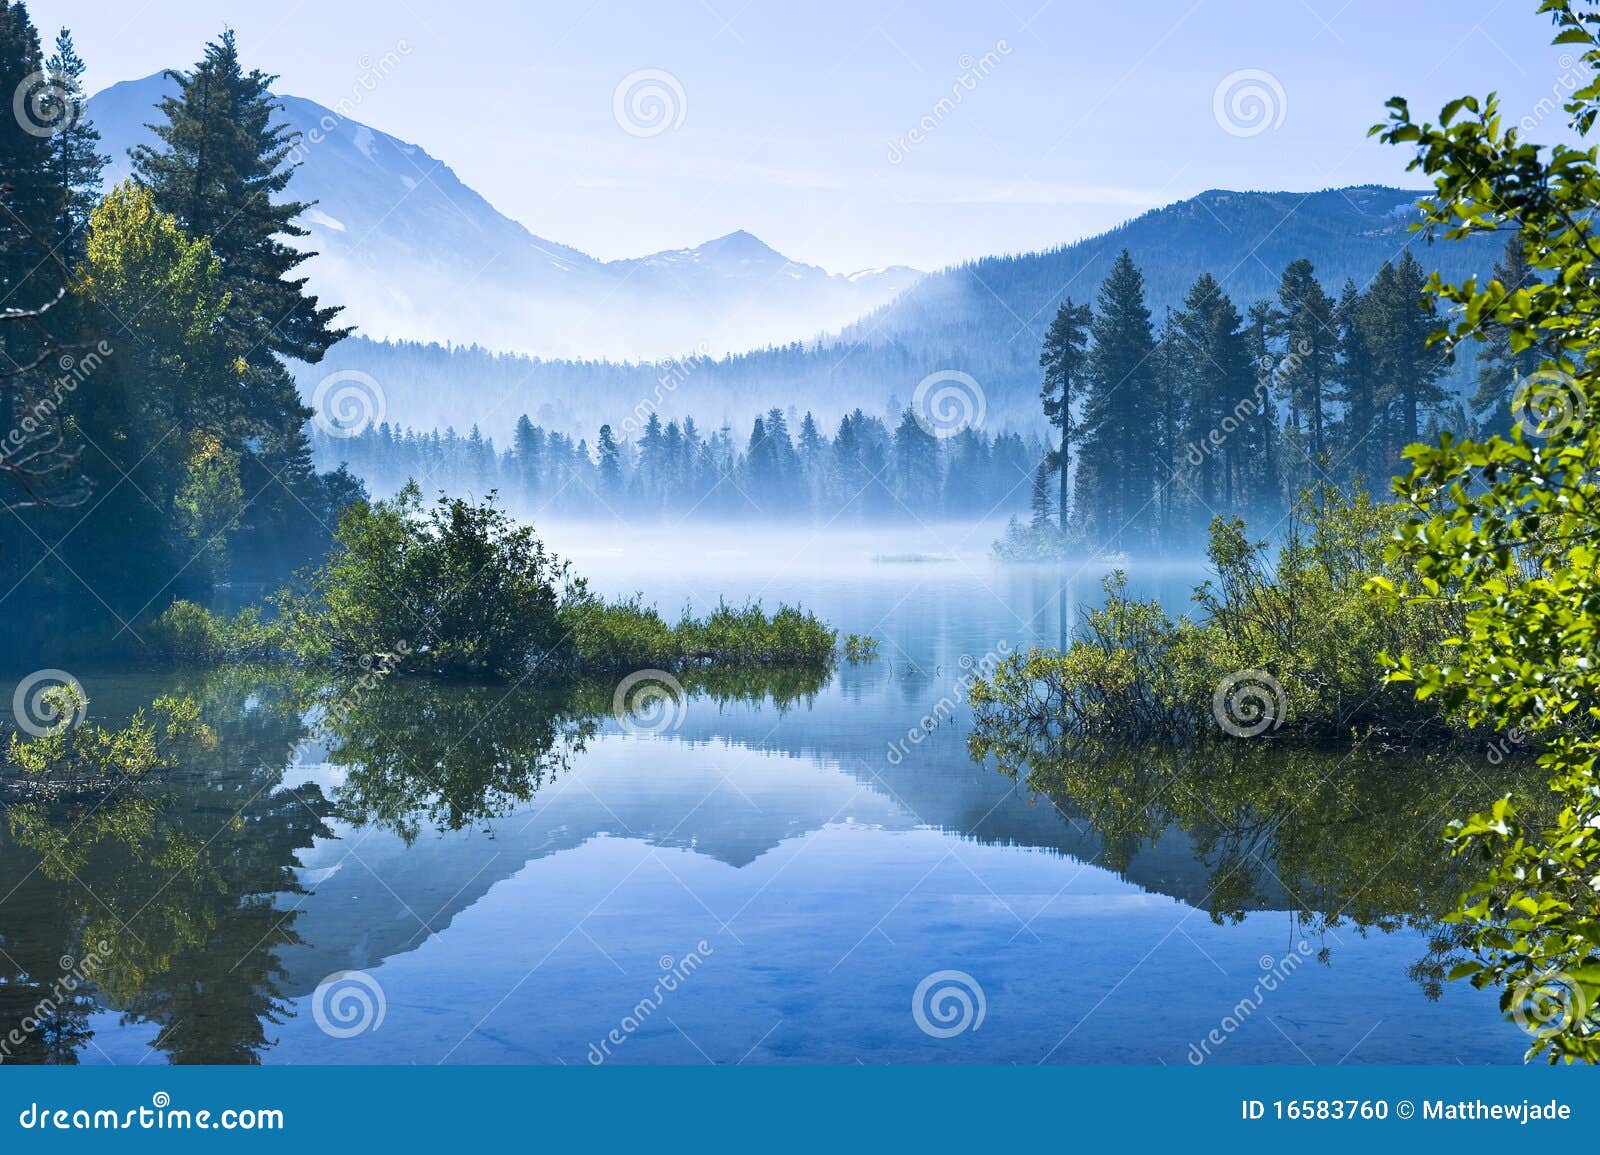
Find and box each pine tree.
[0,3,59,298]
[596,425,621,496]
[1243,300,1281,513]
[41,27,105,262]
[1029,454,1053,527]
[1075,250,1160,548]
[512,414,543,497]
[133,30,347,367]
[1176,275,1252,513]
[1332,279,1379,490]
[637,412,666,504]
[132,30,353,569]
[1275,259,1338,463]
[1039,297,1091,531]
[1151,310,1186,538]
[1370,252,1450,469]
[892,408,940,508]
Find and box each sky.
[37,0,1573,274]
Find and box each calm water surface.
[0,522,1529,1064]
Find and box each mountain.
[86,73,920,360]
[841,185,1478,366]
[297,185,1504,444]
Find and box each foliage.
[4,684,211,793]
[670,599,835,666]
[147,599,287,661]
[2,671,331,1062]
[970,728,1541,950]
[843,634,880,661]
[971,490,1457,743]
[274,485,836,679]
[2,22,366,647]
[992,512,1082,562]
[41,26,106,263]
[313,673,595,843]
[555,586,830,669]
[281,481,565,679]
[1370,0,1600,1063]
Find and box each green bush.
[992,516,1080,563]
[148,601,288,662]
[970,489,1459,744]
[276,485,838,680]
[844,634,880,661]
[674,600,835,666]
[284,483,566,679]
[558,587,681,669]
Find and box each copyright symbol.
[1396,1100,1414,1119]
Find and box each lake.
[0,521,1530,1065]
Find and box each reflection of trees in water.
[318,664,827,843]
[1,669,330,1064]
[317,676,598,842]
[969,717,1547,997]
[0,661,827,1063]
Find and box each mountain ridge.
[86,73,923,360]
[295,182,1499,444]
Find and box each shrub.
[844,634,880,661]
[286,483,567,679]
[148,601,287,661]
[970,489,1459,744]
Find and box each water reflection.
[1,671,330,1064]
[0,662,836,1064]
[0,648,1527,1065]
[969,720,1542,997]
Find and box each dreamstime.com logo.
[886,641,1011,765]
[1213,69,1286,137]
[311,969,386,1038]
[312,369,387,438]
[886,41,1011,165]
[621,341,712,437]
[912,370,986,439]
[1521,53,1584,133]
[16,1093,284,1132]
[0,342,114,468]
[1187,941,1315,1063]
[12,70,79,137]
[1211,669,1286,738]
[613,69,687,138]
[286,41,413,165]
[612,669,687,735]
[912,969,986,1039]
[11,669,87,737]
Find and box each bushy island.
[149,483,837,680]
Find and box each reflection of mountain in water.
[276,738,916,994]
[1,663,1522,1062]
[275,680,1308,995]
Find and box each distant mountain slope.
[87,73,919,360]
[840,185,1489,366]
[299,186,1503,445]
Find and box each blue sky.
[39,0,1569,272]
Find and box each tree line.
[1028,240,1526,550]
[316,406,1047,522]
